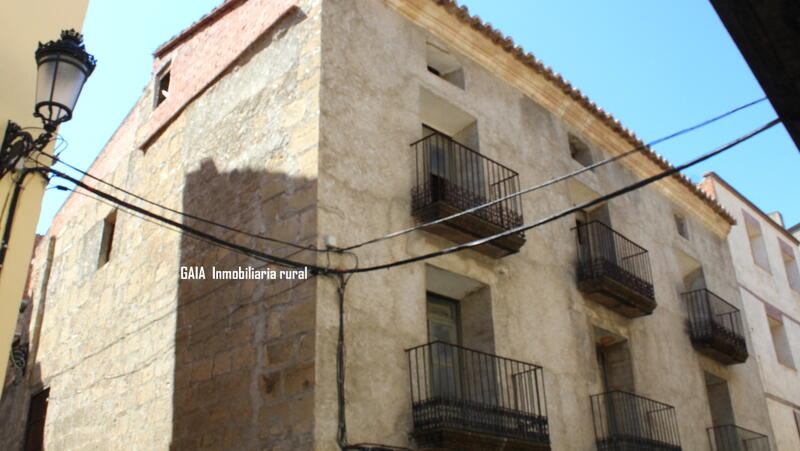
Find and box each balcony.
[683,289,748,364]
[707,425,769,451]
[591,391,682,451]
[576,221,656,317]
[411,131,525,258]
[406,341,549,450]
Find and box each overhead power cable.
[59,185,312,267]
[339,96,767,252]
[37,149,329,254]
[334,118,779,274]
[46,167,330,274]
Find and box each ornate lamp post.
[1,29,96,177]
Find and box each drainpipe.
[0,167,47,271]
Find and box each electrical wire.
[60,185,313,269]
[339,96,767,252]
[46,167,331,274]
[334,118,780,274]
[17,126,66,154]
[36,148,330,254]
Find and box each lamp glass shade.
[35,54,89,125]
[33,30,96,129]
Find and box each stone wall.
[704,174,800,451]
[314,0,773,449]
[4,1,787,450]
[11,0,323,449]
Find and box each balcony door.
[597,340,642,438]
[422,125,486,206]
[422,125,453,182]
[579,206,624,274]
[427,293,462,399]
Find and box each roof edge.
[431,0,735,225]
[154,0,243,57]
[703,172,798,245]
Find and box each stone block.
[259,370,283,402]
[265,339,295,368]
[287,183,317,211]
[284,299,315,334]
[297,333,315,361]
[266,309,283,339]
[190,358,213,383]
[231,344,256,370]
[212,350,232,376]
[285,361,314,395]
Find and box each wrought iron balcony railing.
[407,341,549,450]
[411,131,525,257]
[576,221,656,317]
[683,289,748,364]
[708,424,769,451]
[591,391,682,451]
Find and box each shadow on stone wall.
[171,160,317,450]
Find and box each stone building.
[0,0,787,449]
[700,173,800,451]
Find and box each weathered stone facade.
[701,173,800,451]
[1,0,790,450]
[3,0,321,449]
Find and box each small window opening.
[154,68,171,107]
[768,316,795,368]
[743,210,770,271]
[569,134,593,168]
[779,240,800,292]
[425,42,465,89]
[98,210,117,267]
[675,214,689,239]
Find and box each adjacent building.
[0,0,90,396]
[700,173,800,451]
[1,0,790,450]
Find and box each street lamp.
[1,29,96,177]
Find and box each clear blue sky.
[38,0,799,234]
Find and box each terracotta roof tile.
[434,0,734,224]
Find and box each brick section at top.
[141,0,299,149]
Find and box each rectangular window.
[427,293,460,345]
[98,210,117,267]
[24,388,49,451]
[743,210,770,271]
[154,65,171,107]
[779,240,800,292]
[569,134,593,168]
[768,315,795,368]
[674,214,689,239]
[425,42,465,89]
